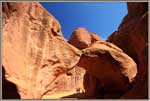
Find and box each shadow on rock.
[2,65,21,99]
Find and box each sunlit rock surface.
[2,2,82,99]
[69,27,91,49]
[2,2,147,99]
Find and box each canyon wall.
[2,2,148,99]
[107,2,148,98]
[2,2,83,99]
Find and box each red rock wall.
[2,2,83,99]
[2,2,148,99]
[107,2,148,98]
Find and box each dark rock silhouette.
[2,65,21,99]
[83,72,104,99]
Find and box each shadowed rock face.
[107,2,148,98]
[127,2,148,18]
[2,66,21,99]
[77,41,137,98]
[2,2,82,99]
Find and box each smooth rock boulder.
[90,33,103,43]
[69,27,91,49]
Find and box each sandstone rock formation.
[69,25,139,99]
[69,28,104,98]
[69,27,91,49]
[69,28,103,48]
[107,2,148,98]
[77,41,137,98]
[2,2,82,99]
[91,32,103,43]
[2,2,147,99]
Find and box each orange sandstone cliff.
[2,2,83,99]
[2,2,148,99]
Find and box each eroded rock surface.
[77,41,137,98]
[69,28,104,98]
[107,2,148,98]
[90,33,103,43]
[2,2,147,99]
[2,2,82,99]
[69,27,91,49]
[69,26,138,99]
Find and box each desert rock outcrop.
[2,2,82,99]
[77,41,137,98]
[69,27,91,49]
[91,33,103,43]
[107,2,148,98]
[69,28,104,98]
[2,2,147,99]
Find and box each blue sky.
[40,2,127,40]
